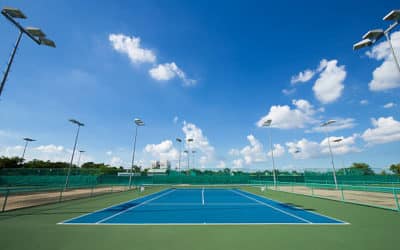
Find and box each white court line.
[202,188,205,205]
[95,189,176,224]
[146,202,259,206]
[58,188,170,224]
[242,188,349,224]
[59,222,347,226]
[230,189,312,224]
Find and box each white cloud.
[144,140,179,161]
[109,33,156,64]
[230,134,266,167]
[286,135,359,159]
[256,99,317,129]
[312,59,346,104]
[360,99,369,105]
[362,117,400,145]
[366,31,400,91]
[282,88,296,95]
[310,118,356,133]
[182,122,215,166]
[383,102,396,109]
[232,159,244,168]
[216,160,226,168]
[110,156,123,167]
[149,62,196,86]
[106,151,113,156]
[173,116,179,124]
[267,144,285,158]
[291,69,315,84]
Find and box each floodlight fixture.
[353,38,373,50]
[321,120,336,127]
[294,149,301,154]
[69,119,84,127]
[187,138,194,142]
[262,119,272,127]
[333,138,343,143]
[362,29,384,41]
[184,150,189,153]
[23,137,36,142]
[134,118,144,126]
[2,7,26,19]
[176,138,182,142]
[25,27,46,37]
[383,10,400,21]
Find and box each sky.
[0,0,399,172]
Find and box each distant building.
[148,160,171,175]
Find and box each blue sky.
[0,0,399,172]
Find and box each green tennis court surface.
[1,186,399,250]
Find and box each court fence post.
[291,182,294,193]
[90,184,94,197]
[59,185,63,202]
[311,185,314,196]
[1,189,10,212]
[393,187,400,211]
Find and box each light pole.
[321,120,338,189]
[262,119,277,188]
[183,150,189,174]
[0,7,55,97]
[128,118,145,189]
[186,138,193,171]
[332,138,345,174]
[176,138,182,171]
[77,150,85,167]
[64,119,84,192]
[21,137,35,162]
[353,10,400,73]
[192,150,196,169]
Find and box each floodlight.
[187,138,194,142]
[184,150,189,153]
[321,120,336,127]
[353,38,373,50]
[362,29,384,41]
[79,150,85,153]
[134,118,144,126]
[176,138,182,142]
[23,137,36,142]
[333,138,343,143]
[383,10,400,21]
[39,37,56,48]
[262,119,272,127]
[25,27,46,37]
[69,119,84,126]
[2,7,26,19]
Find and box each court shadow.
[276,203,317,212]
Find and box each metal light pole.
[353,9,400,73]
[321,120,338,189]
[183,150,189,174]
[186,138,193,171]
[332,138,345,173]
[21,137,35,161]
[63,119,84,192]
[128,118,145,189]
[192,150,196,169]
[77,150,85,167]
[262,119,277,188]
[1,7,55,98]
[176,138,182,171]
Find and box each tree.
[0,157,23,168]
[389,163,400,175]
[348,162,374,175]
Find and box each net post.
[1,189,10,212]
[393,187,400,211]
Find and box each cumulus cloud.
[360,99,369,105]
[182,122,215,166]
[310,118,356,133]
[230,135,266,167]
[383,102,396,109]
[366,31,400,91]
[216,160,226,168]
[109,34,156,64]
[282,88,296,95]
[110,156,123,167]
[256,99,318,129]
[312,59,346,104]
[362,117,400,145]
[144,140,179,161]
[291,69,315,84]
[173,116,179,124]
[267,144,285,158]
[286,135,359,159]
[149,62,196,86]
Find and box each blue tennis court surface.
[59,188,348,225]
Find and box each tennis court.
[60,188,346,225]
